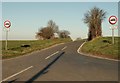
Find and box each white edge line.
[45,51,59,59]
[61,46,67,50]
[3,43,64,62]
[1,66,33,82]
[77,42,86,54]
[77,42,120,62]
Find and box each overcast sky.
[1,1,119,40]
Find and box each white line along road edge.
[1,66,33,82]
[3,43,65,62]
[45,51,59,59]
[77,42,119,62]
[77,42,86,54]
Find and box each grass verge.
[1,38,72,59]
[81,37,119,60]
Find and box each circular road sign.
[109,16,117,25]
[4,20,11,28]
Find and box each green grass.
[1,38,72,59]
[81,37,119,59]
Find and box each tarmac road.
[2,41,118,82]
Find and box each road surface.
[2,41,118,82]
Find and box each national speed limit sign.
[109,16,117,25]
[108,15,118,44]
[4,20,11,28]
[4,20,11,50]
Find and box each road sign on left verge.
[4,20,11,50]
[4,20,11,28]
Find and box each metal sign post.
[109,15,118,44]
[112,28,114,44]
[4,20,11,50]
[5,30,8,50]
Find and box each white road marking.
[61,46,67,50]
[1,66,33,82]
[77,42,86,54]
[45,51,59,59]
[77,42,120,62]
[3,43,65,62]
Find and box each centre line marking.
[1,66,33,82]
[61,46,67,50]
[45,51,59,59]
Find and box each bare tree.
[84,7,106,41]
[36,27,54,39]
[36,20,71,40]
[59,30,70,38]
[36,20,60,40]
[47,20,59,33]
